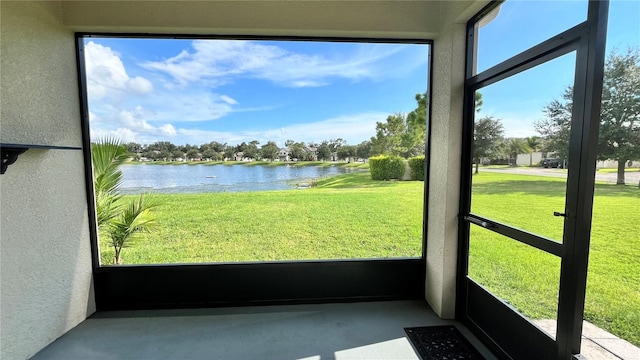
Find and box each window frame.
[76,33,434,310]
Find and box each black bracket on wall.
[1,143,82,174]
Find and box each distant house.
[234,152,244,161]
[516,151,543,166]
[278,147,291,162]
[304,146,318,161]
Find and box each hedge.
[369,155,405,180]
[408,156,425,181]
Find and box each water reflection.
[120,163,357,194]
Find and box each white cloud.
[86,41,239,123]
[84,41,153,100]
[141,40,406,88]
[90,105,177,143]
[143,92,236,122]
[90,109,385,146]
[90,127,138,143]
[258,112,386,145]
[219,95,238,105]
[179,112,385,146]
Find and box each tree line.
[473,49,640,185]
[124,92,429,163]
[126,138,375,163]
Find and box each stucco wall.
[425,22,466,319]
[0,2,95,359]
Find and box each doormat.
[404,325,486,360]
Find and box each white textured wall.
[0,2,96,359]
[425,22,466,319]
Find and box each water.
[119,163,355,194]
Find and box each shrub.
[408,156,425,181]
[369,155,405,180]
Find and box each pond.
[120,163,356,194]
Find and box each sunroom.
[1,1,637,360]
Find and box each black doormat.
[404,325,486,360]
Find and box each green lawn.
[469,172,639,346]
[99,171,639,345]
[596,167,640,173]
[99,171,424,264]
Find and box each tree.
[475,92,483,112]
[329,138,346,154]
[598,49,640,184]
[200,141,226,154]
[223,146,236,161]
[289,142,307,161]
[142,150,160,161]
[172,150,184,160]
[92,138,158,264]
[316,141,332,161]
[534,87,573,164]
[159,150,171,161]
[526,136,541,166]
[243,140,260,160]
[505,138,530,166]
[92,138,128,228]
[535,49,640,184]
[356,141,372,160]
[337,145,357,162]
[126,142,143,154]
[147,141,176,153]
[371,113,406,156]
[201,148,218,161]
[186,149,199,160]
[404,92,428,157]
[473,116,504,173]
[261,141,279,161]
[107,195,159,265]
[371,92,429,157]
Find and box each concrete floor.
[32,301,498,360]
[535,320,640,360]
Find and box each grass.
[469,172,639,345]
[597,167,640,173]
[98,170,639,346]
[99,171,424,264]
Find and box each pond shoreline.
[126,160,369,169]
[119,162,368,194]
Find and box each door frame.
[456,1,609,359]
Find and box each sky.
[476,0,639,138]
[85,38,428,146]
[84,0,639,146]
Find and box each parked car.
[542,158,563,168]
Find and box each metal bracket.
[0,143,81,174]
[1,147,28,174]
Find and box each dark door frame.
[457,1,609,360]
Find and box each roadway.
[479,166,640,185]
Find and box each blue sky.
[476,0,639,138]
[85,0,638,146]
[85,38,428,146]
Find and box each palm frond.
[92,137,129,196]
[107,194,159,250]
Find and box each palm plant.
[108,194,158,264]
[92,138,128,227]
[92,138,158,264]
